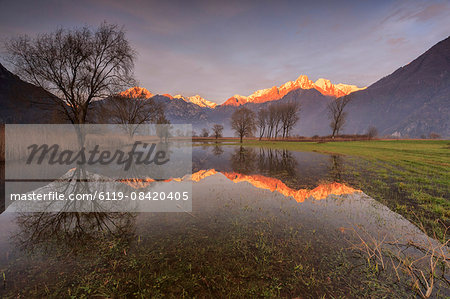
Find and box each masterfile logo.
[3,124,192,213]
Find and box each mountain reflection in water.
[193,145,349,190]
[0,144,447,298]
[194,169,359,202]
[115,145,359,202]
[121,169,360,202]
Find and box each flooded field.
[0,143,448,298]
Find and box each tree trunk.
[331,124,337,138]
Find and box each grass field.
[205,139,450,240]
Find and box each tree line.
[223,94,371,143]
[256,102,301,139]
[228,101,302,143]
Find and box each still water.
[0,143,447,298]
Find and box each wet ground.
[0,143,448,297]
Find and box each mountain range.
[221,76,365,106]
[115,76,366,136]
[119,75,365,109]
[0,36,448,138]
[135,36,449,138]
[118,87,218,108]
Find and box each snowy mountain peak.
[173,94,217,108]
[222,75,365,106]
[118,75,364,109]
[186,95,217,108]
[118,87,153,99]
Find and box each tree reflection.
[257,148,298,178]
[230,146,257,174]
[229,147,299,181]
[14,166,136,252]
[212,144,224,156]
[328,155,344,182]
[122,142,173,181]
[16,210,135,251]
[201,142,210,151]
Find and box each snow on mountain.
[173,94,217,108]
[118,75,364,109]
[222,75,366,106]
[118,87,153,99]
[118,87,217,109]
[314,79,366,97]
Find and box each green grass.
[212,140,450,240]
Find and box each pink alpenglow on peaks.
[117,88,217,108]
[314,78,366,97]
[118,87,154,99]
[222,75,366,107]
[118,75,365,109]
[173,94,217,108]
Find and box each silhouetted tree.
[100,95,161,138]
[367,126,378,140]
[231,107,256,143]
[262,102,300,139]
[212,124,224,140]
[272,105,283,138]
[328,96,351,138]
[280,102,301,138]
[201,128,209,137]
[156,107,171,142]
[5,22,136,125]
[429,132,441,139]
[257,108,268,140]
[266,104,281,139]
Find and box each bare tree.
[257,108,268,140]
[429,132,441,139]
[201,128,209,137]
[5,22,136,126]
[328,96,351,138]
[231,107,256,143]
[155,107,171,142]
[266,106,276,139]
[100,95,161,137]
[280,102,301,138]
[367,126,378,140]
[212,124,224,140]
[263,102,300,139]
[273,105,283,139]
[266,104,282,139]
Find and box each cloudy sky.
[0,0,449,104]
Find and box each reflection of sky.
[192,145,344,189]
[1,0,449,103]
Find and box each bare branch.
[5,22,136,124]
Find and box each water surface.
[0,143,447,298]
